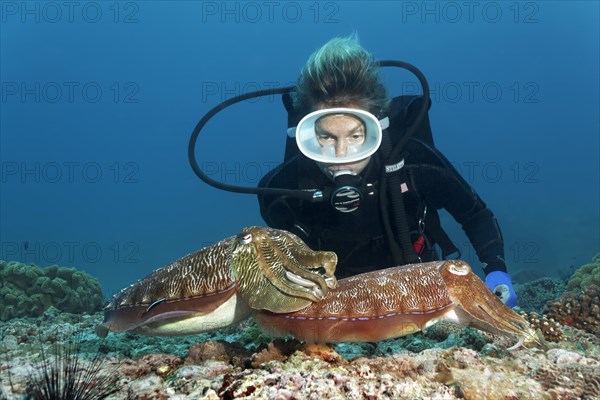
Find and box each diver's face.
[314,113,371,179]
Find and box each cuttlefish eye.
[238,233,253,245]
[448,263,470,276]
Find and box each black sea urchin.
[25,332,118,400]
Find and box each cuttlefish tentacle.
[99,227,337,336]
[231,227,337,313]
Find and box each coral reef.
[518,254,600,341]
[544,285,600,336]
[514,277,567,314]
[0,260,103,321]
[519,311,565,342]
[567,252,600,291]
[1,308,599,400]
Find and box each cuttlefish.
[99,227,337,336]
[98,227,541,348]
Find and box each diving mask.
[290,108,389,164]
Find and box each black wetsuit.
[258,127,507,280]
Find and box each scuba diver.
[188,34,517,307]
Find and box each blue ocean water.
[0,1,598,298]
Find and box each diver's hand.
[485,271,518,308]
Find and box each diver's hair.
[293,33,390,117]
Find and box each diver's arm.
[409,140,507,274]
[460,206,507,275]
[459,204,517,307]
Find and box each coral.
[532,362,600,399]
[422,323,492,351]
[186,341,231,364]
[0,260,103,321]
[302,343,344,364]
[426,348,549,400]
[185,340,252,368]
[120,354,183,380]
[567,252,600,291]
[519,311,565,342]
[251,339,302,368]
[560,325,600,357]
[514,277,567,314]
[350,354,425,380]
[250,340,344,368]
[544,285,600,336]
[126,375,168,400]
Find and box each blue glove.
[485,271,518,308]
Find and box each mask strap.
[379,116,390,130]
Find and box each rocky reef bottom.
[1,308,599,400]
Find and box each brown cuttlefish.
[98,227,543,349]
[98,227,338,337]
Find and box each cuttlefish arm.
[97,227,337,337]
[439,261,543,349]
[256,260,543,348]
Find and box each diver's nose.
[334,140,347,157]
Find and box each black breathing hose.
[187,86,320,201]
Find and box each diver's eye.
[239,233,252,245]
[349,132,365,142]
[317,135,335,145]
